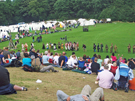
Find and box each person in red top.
[111,53,117,63]
[129,78,135,90]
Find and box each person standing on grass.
[0,65,27,95]
[133,45,135,53]
[105,44,108,53]
[57,85,104,101]
[93,43,96,52]
[114,45,117,53]
[82,44,86,52]
[32,36,34,42]
[97,43,100,52]
[127,44,131,53]
[100,43,103,52]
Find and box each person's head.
[72,54,76,59]
[72,52,75,55]
[18,50,20,52]
[5,47,8,50]
[0,50,3,54]
[55,52,58,56]
[94,58,98,62]
[24,53,29,58]
[59,53,61,56]
[98,55,101,59]
[62,52,66,56]
[108,59,112,64]
[79,57,83,61]
[31,55,35,60]
[113,62,117,67]
[104,64,109,70]
[112,53,115,56]
[93,54,97,57]
[32,48,35,52]
[90,59,92,63]
[83,54,86,58]
[45,51,48,55]
[37,50,39,53]
[48,50,50,53]
[106,55,109,58]
[50,52,53,56]
[86,56,90,58]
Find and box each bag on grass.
[23,65,34,72]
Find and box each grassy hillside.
[1,22,135,59]
[0,22,135,101]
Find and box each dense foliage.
[0,0,135,25]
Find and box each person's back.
[53,55,59,64]
[3,50,10,59]
[0,66,10,87]
[31,58,43,70]
[42,55,49,64]
[97,65,114,89]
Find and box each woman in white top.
[107,59,113,70]
[104,55,109,64]
[66,55,78,68]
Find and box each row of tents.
[0,18,111,38]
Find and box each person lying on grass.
[57,85,104,101]
[0,65,27,95]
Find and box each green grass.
[0,22,135,101]
[1,22,135,59]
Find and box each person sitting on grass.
[53,53,59,67]
[96,64,114,89]
[0,49,11,67]
[78,57,86,70]
[0,65,27,95]
[22,53,32,67]
[31,55,58,72]
[91,58,100,75]
[57,85,104,101]
[42,51,52,65]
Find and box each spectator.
[58,52,66,68]
[22,53,31,67]
[53,53,59,67]
[96,64,114,89]
[91,58,100,75]
[108,59,113,70]
[104,55,109,65]
[20,49,25,59]
[111,53,117,63]
[97,55,102,67]
[42,51,52,65]
[78,57,85,70]
[91,54,97,62]
[3,47,10,59]
[57,85,104,101]
[0,50,11,67]
[31,55,58,72]
[0,65,27,95]
[16,50,20,60]
[128,58,135,69]
[29,48,38,58]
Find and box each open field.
[0,22,135,101]
[1,22,135,59]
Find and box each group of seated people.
[1,47,135,98]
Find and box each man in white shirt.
[53,53,59,67]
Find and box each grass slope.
[0,22,135,101]
[1,22,135,59]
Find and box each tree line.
[0,0,135,25]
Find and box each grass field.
[0,22,135,101]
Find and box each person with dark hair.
[97,43,100,52]
[22,53,31,67]
[58,52,66,68]
[93,43,96,52]
[3,47,10,59]
[16,50,20,60]
[32,36,34,42]
[91,54,97,62]
[100,43,103,52]
[110,43,113,53]
[83,54,87,61]
[42,43,45,49]
[91,58,100,75]
[82,44,86,52]
[57,85,104,101]
[111,53,117,63]
[0,65,27,95]
[128,58,135,69]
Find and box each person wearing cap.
[31,55,58,72]
[57,85,104,101]
[42,51,52,65]
[96,64,114,89]
[0,65,27,95]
